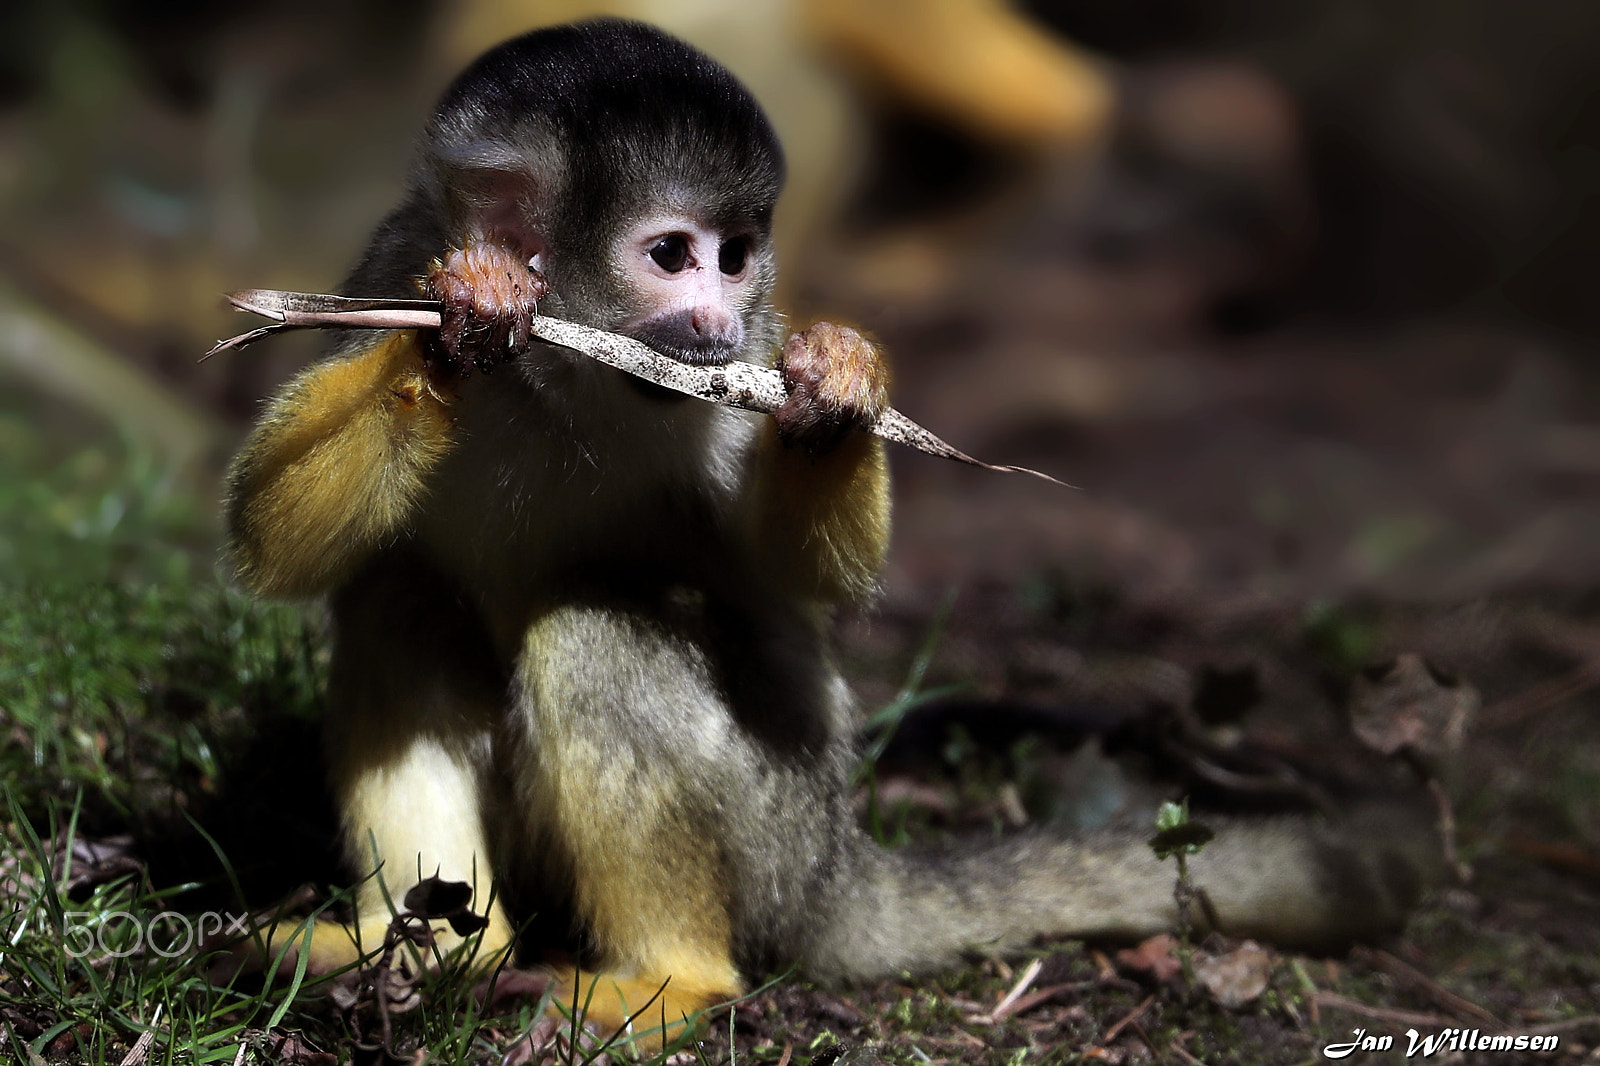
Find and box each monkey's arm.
[227,244,544,599]
[226,330,455,599]
[747,323,893,604]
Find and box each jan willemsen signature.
[1324,1026,1560,1059]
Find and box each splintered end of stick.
[200,289,444,362]
[931,451,1074,488]
[202,323,289,361]
[200,290,293,360]
[973,461,1073,487]
[872,409,1076,488]
[200,290,294,361]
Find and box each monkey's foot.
[217,909,514,981]
[552,968,740,1050]
[425,242,550,377]
[777,322,890,453]
[207,914,379,983]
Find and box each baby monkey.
[227,19,1429,1038]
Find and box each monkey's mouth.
[650,344,737,367]
[625,337,739,367]
[625,319,741,367]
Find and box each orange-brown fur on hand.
[426,243,549,377]
[775,321,890,451]
[751,322,892,604]
[225,330,456,599]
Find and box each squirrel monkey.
[226,19,1431,1038]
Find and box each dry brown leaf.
[1194,941,1273,1008]
[475,967,554,1011]
[1349,652,1476,761]
[261,1029,338,1066]
[1116,934,1182,984]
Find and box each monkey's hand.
[776,322,890,453]
[424,243,550,378]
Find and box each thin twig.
[1168,1033,1206,1066]
[1480,664,1600,730]
[208,288,1071,486]
[984,957,1043,1022]
[1352,947,1500,1027]
[1526,1014,1600,1035]
[1427,778,1472,883]
[992,982,1089,1022]
[1101,993,1155,1044]
[117,1031,156,1066]
[1313,992,1449,1028]
[117,1005,164,1066]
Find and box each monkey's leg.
[511,603,755,1041]
[265,555,514,974]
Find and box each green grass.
[0,796,598,1063]
[0,390,750,1064]
[0,580,319,824]
[0,402,534,1063]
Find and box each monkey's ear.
[430,140,552,260]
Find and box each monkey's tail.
[799,810,1439,981]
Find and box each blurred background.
[2,0,1598,612]
[3,0,1600,1052]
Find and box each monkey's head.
[416,19,786,368]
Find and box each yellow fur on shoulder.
[226,332,456,599]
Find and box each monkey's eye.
[649,234,692,273]
[718,237,750,276]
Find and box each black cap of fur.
[423,19,785,249]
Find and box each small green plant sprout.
[1149,798,1215,983]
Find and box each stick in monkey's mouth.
[208,287,1071,487]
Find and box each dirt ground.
[748,188,1600,1060]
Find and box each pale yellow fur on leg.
[555,958,741,1047]
[521,613,745,1045]
[537,740,742,1043]
[301,735,514,974]
[258,910,391,975]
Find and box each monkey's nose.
[690,305,733,339]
